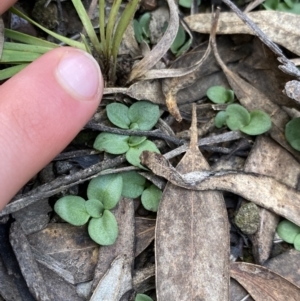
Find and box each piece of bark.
[27,223,99,284]
[91,198,135,294]
[9,222,50,301]
[244,136,300,264]
[90,255,132,301]
[264,249,300,287]
[155,105,230,300]
[12,198,51,235]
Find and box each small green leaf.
[128,136,147,147]
[141,184,162,212]
[133,19,144,44]
[85,199,104,218]
[88,210,118,245]
[277,219,300,244]
[294,233,300,251]
[171,25,186,54]
[126,140,160,169]
[179,0,201,8]
[175,38,192,57]
[226,104,250,130]
[135,294,154,301]
[285,117,300,151]
[263,0,279,10]
[121,171,146,198]
[283,0,297,9]
[106,103,131,129]
[215,111,227,128]
[240,110,272,135]
[87,174,123,210]
[207,86,234,104]
[128,101,160,130]
[277,2,300,13]
[54,196,90,226]
[93,133,129,154]
[139,13,151,38]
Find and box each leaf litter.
[3,0,300,300]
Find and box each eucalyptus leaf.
[85,199,104,218]
[54,196,90,226]
[88,210,118,245]
[141,184,162,212]
[128,136,147,147]
[128,101,160,130]
[240,110,272,135]
[226,104,250,130]
[206,86,234,104]
[285,117,300,151]
[106,103,131,129]
[215,111,227,128]
[135,294,154,301]
[121,171,146,198]
[93,133,129,154]
[126,140,160,168]
[87,174,123,210]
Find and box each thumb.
[0,47,103,209]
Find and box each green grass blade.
[71,0,102,53]
[0,49,41,63]
[3,42,53,54]
[4,29,58,48]
[80,33,92,54]
[9,7,86,50]
[0,64,29,80]
[99,0,106,55]
[111,0,140,60]
[105,0,123,57]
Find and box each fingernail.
[56,50,101,100]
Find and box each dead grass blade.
[140,152,300,228]
[128,0,179,82]
[230,262,300,301]
[0,17,4,59]
[155,105,229,301]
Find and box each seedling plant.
[207,86,272,135]
[54,100,162,245]
[263,0,300,14]
[277,219,300,251]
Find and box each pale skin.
[0,0,104,210]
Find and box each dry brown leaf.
[128,0,179,82]
[27,223,99,284]
[185,11,300,56]
[230,262,300,301]
[155,105,229,300]
[244,136,300,264]
[135,217,155,257]
[140,152,300,228]
[209,10,300,162]
[0,17,4,59]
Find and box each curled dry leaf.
[230,262,300,301]
[185,11,300,56]
[128,0,179,82]
[140,151,300,228]
[155,105,229,301]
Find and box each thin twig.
[85,121,185,146]
[0,155,126,217]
